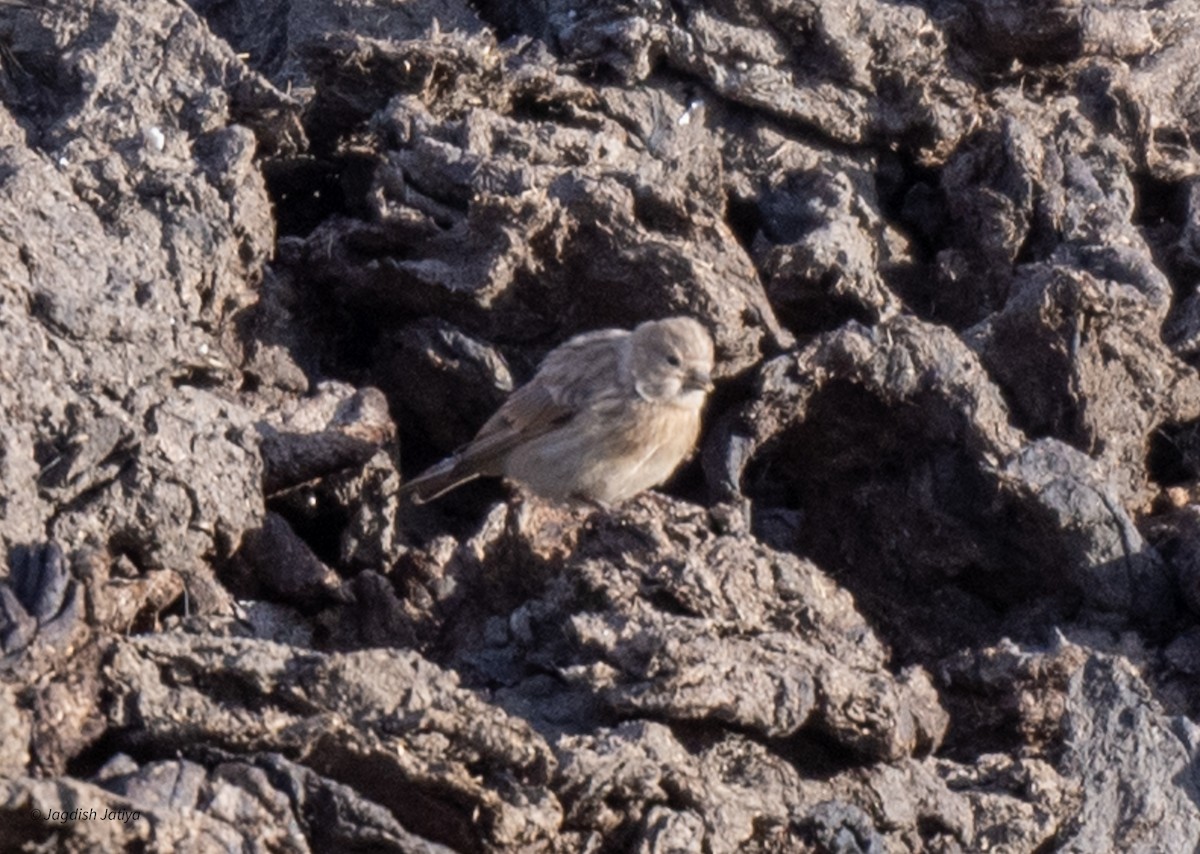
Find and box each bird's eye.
[666,354,682,367]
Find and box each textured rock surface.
[5,0,1200,850]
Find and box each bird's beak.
[684,370,714,393]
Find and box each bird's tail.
[397,456,481,504]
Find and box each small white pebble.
[677,111,691,126]
[677,100,702,126]
[145,126,165,152]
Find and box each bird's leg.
[569,493,613,515]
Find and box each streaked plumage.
[402,317,715,504]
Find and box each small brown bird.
[402,317,715,505]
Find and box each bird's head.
[629,317,715,407]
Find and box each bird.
[401,316,715,505]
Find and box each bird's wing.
[401,329,627,502]
[466,328,628,460]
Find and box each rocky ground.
[3,0,1200,850]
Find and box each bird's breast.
[587,399,702,499]
[504,397,702,503]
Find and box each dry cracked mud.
[4,0,1200,851]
